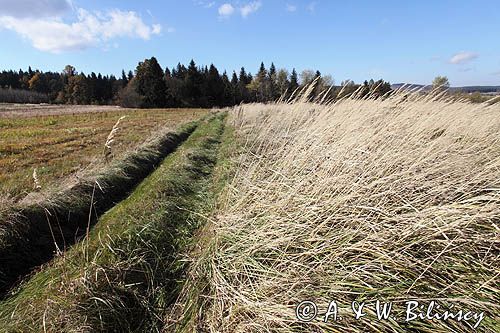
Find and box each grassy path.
[0,113,226,332]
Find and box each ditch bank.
[0,113,226,332]
[0,120,199,297]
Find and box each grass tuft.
[104,115,127,162]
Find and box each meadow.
[170,91,500,332]
[0,105,208,202]
[0,90,498,332]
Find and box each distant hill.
[391,83,500,93]
[454,86,500,93]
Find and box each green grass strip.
[0,120,198,297]
[165,123,238,333]
[0,113,226,332]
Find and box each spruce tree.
[268,62,278,100]
[289,68,299,95]
[134,57,167,108]
[184,59,203,106]
[121,70,128,88]
[256,62,268,102]
[221,71,233,106]
[231,71,240,104]
[205,64,224,107]
[239,67,250,102]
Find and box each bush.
[118,78,142,108]
[0,88,49,104]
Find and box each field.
[170,96,499,332]
[0,105,208,201]
[0,93,499,332]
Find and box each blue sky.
[0,0,499,86]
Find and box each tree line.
[0,57,392,107]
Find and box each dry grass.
[172,93,500,332]
[0,104,120,118]
[0,107,208,200]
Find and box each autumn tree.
[300,69,316,86]
[28,72,49,93]
[276,69,290,98]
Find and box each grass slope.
[0,120,198,297]
[0,113,226,332]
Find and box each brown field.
[0,105,208,201]
[0,104,121,118]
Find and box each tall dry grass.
[172,90,500,332]
[104,115,127,161]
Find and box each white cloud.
[0,0,72,18]
[152,24,163,34]
[0,7,164,53]
[286,4,297,12]
[307,1,317,12]
[195,1,216,8]
[240,1,262,18]
[449,51,479,65]
[218,3,235,17]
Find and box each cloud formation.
[218,1,262,18]
[286,4,297,12]
[240,1,262,18]
[218,3,235,17]
[449,51,479,65]
[0,1,164,53]
[195,1,216,8]
[0,0,71,18]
